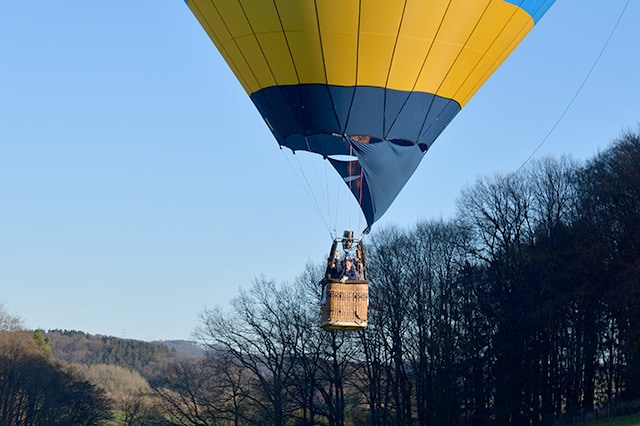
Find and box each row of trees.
[166,131,639,425]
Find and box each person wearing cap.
[329,253,358,282]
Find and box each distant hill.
[45,330,205,382]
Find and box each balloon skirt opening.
[320,280,369,331]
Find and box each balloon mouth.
[327,136,428,162]
[327,154,359,162]
[349,135,425,150]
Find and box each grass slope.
[586,414,640,425]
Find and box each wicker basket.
[320,280,369,330]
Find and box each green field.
[585,414,640,425]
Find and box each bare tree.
[0,303,23,331]
[457,172,537,424]
[152,357,227,426]
[288,263,333,426]
[367,226,416,426]
[195,278,304,426]
[577,131,640,400]
[407,220,472,425]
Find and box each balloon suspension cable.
[280,138,363,241]
[515,0,631,174]
[280,146,334,238]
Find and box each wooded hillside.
[46,330,203,378]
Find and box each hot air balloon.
[183,0,555,329]
[183,0,555,230]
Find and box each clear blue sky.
[1,1,638,341]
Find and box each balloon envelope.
[183,0,555,230]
